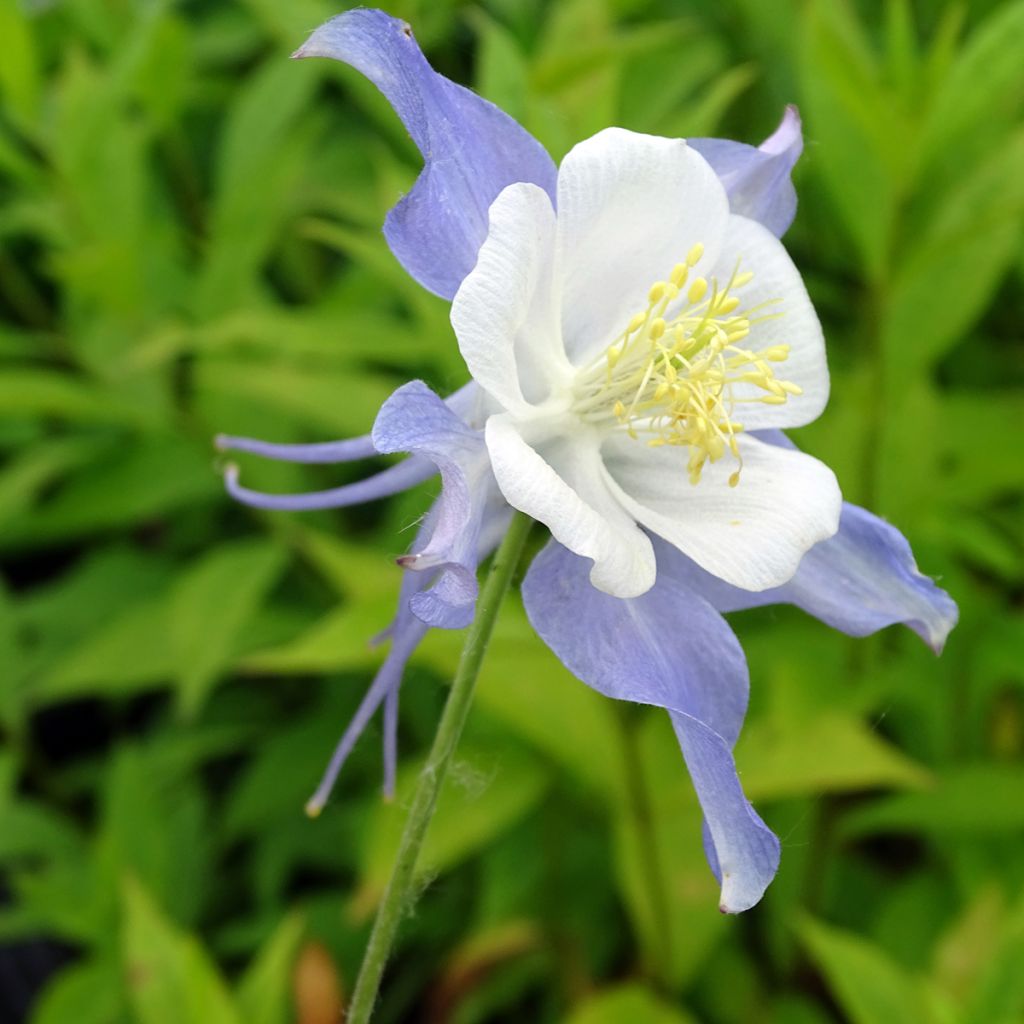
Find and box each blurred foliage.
[0,0,1022,1021]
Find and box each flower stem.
[346,510,534,1023]
[614,703,673,987]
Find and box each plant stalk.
[346,510,533,1023]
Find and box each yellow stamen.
[670,263,689,287]
[687,278,708,304]
[570,247,799,486]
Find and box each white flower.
[451,127,842,599]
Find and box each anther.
[687,242,704,266]
[687,278,708,303]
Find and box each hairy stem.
[346,510,534,1023]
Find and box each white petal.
[556,128,730,367]
[485,414,656,597]
[601,433,841,591]
[712,215,829,429]
[451,184,572,416]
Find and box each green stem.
[614,703,673,987]
[346,510,534,1023]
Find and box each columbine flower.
[452,125,840,600]
[217,9,957,912]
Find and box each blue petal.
[307,482,510,809]
[215,432,377,464]
[222,456,435,511]
[658,500,958,654]
[373,380,502,629]
[296,9,557,299]
[306,588,429,812]
[522,540,780,912]
[690,106,803,237]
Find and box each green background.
[1,0,1022,1021]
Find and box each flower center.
[571,243,801,486]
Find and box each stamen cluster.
[572,244,801,486]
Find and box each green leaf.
[939,392,1022,505]
[0,370,157,429]
[239,603,392,676]
[738,712,931,801]
[883,0,918,104]
[919,0,1024,168]
[235,913,306,1024]
[9,859,108,944]
[471,10,531,123]
[170,539,288,715]
[565,983,699,1024]
[122,877,240,1024]
[30,959,125,1024]
[883,131,1024,374]
[0,0,40,124]
[0,436,220,547]
[962,895,1024,1024]
[39,596,173,702]
[197,56,320,316]
[934,887,1007,1010]
[0,576,19,728]
[98,746,210,926]
[799,2,907,279]
[797,916,941,1024]
[0,800,84,863]
[0,437,105,530]
[841,765,1024,838]
[195,354,399,437]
